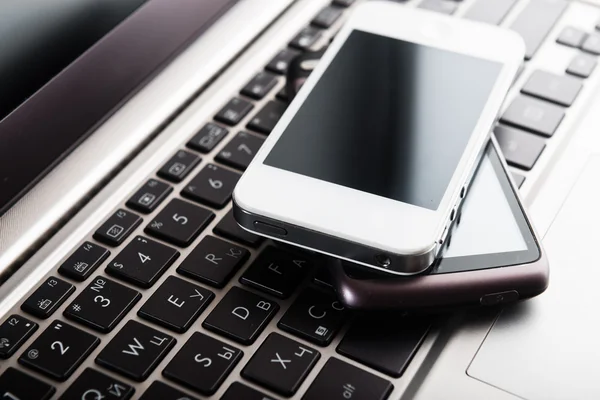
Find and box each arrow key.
[182,164,241,209]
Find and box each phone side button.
[253,221,288,237]
[480,291,519,306]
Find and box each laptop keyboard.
[2,0,600,398]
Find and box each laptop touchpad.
[468,155,600,400]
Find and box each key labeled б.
[182,164,241,209]
[21,276,74,319]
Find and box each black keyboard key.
[94,209,142,247]
[215,97,254,126]
[521,70,582,107]
[216,131,264,171]
[138,276,214,333]
[337,314,430,377]
[21,277,74,319]
[247,101,287,134]
[241,71,279,100]
[512,172,526,188]
[494,125,546,171]
[582,33,600,55]
[556,26,587,48]
[187,122,228,153]
[302,357,393,400]
[107,236,179,288]
[222,382,275,400]
[61,368,134,400]
[0,315,37,359]
[163,332,242,395]
[213,210,263,247]
[242,333,319,396]
[240,246,311,298]
[0,368,55,400]
[19,320,99,381]
[266,48,301,75]
[333,0,355,6]
[140,381,199,400]
[145,199,214,247]
[312,6,344,29]
[203,286,279,344]
[567,53,597,78]
[509,0,567,60]
[96,320,175,381]
[177,235,249,288]
[126,179,172,214]
[418,0,458,14]
[500,95,565,137]
[277,86,289,102]
[157,150,200,183]
[463,0,518,25]
[64,276,141,333]
[290,27,323,51]
[58,242,110,282]
[182,164,240,209]
[278,286,347,346]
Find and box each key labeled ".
[140,381,200,400]
[203,286,279,345]
[96,320,175,381]
[59,241,110,282]
[242,332,320,396]
[64,276,141,333]
[177,235,249,288]
[0,314,38,359]
[138,276,214,333]
[163,332,243,395]
[21,276,74,319]
[94,209,142,247]
[182,164,241,209]
[61,368,134,400]
[187,122,229,154]
[216,131,264,171]
[107,236,179,288]
[0,368,55,400]
[19,320,100,381]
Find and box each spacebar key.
[510,0,567,60]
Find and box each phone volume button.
[253,221,288,237]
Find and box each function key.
[106,236,179,288]
[94,209,142,247]
[187,122,228,154]
[242,332,320,397]
[21,277,74,319]
[177,235,249,288]
[418,0,458,14]
[247,101,287,135]
[312,5,344,29]
[126,179,172,214]
[182,164,241,209]
[567,53,597,78]
[138,276,214,333]
[266,48,301,75]
[241,71,279,100]
[221,382,275,400]
[0,314,38,359]
[556,26,587,48]
[157,150,200,183]
[302,357,393,400]
[290,27,323,51]
[333,0,356,6]
[337,314,430,377]
[213,210,263,248]
[500,95,565,137]
[203,286,279,345]
[240,246,311,298]
[61,368,134,400]
[19,320,100,381]
[215,131,264,171]
[64,276,141,333]
[163,332,243,395]
[276,86,289,102]
[215,97,254,126]
[278,286,347,346]
[58,241,110,282]
[96,320,175,382]
[0,368,55,400]
[140,381,199,400]
[521,70,582,107]
[494,125,546,171]
[145,199,214,247]
[582,33,600,55]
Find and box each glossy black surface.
[265,30,501,210]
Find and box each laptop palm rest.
[468,155,600,400]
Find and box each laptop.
[0,0,596,398]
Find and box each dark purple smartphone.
[326,138,549,310]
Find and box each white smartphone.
[233,1,525,276]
